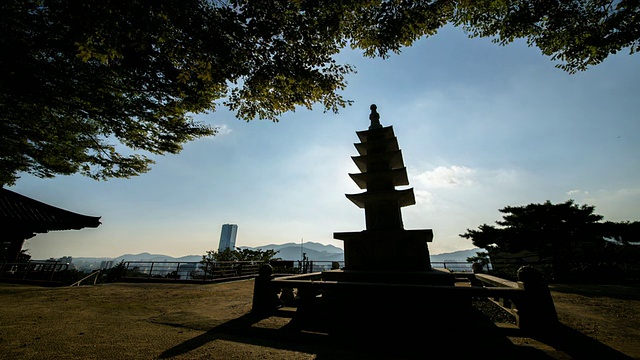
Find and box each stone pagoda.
[251,108,558,335]
[325,104,453,285]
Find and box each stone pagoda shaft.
[334,105,433,271]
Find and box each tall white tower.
[218,224,238,252]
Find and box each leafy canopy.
[460,200,639,279]
[201,248,281,263]
[460,200,606,253]
[1,0,353,186]
[344,0,640,73]
[3,1,638,185]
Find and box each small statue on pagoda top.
[368,104,382,130]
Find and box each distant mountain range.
[72,242,481,264]
[239,242,345,262]
[430,248,483,262]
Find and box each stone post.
[515,266,559,332]
[251,264,281,314]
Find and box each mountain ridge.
[72,243,480,264]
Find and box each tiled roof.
[0,188,101,234]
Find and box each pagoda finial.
[369,104,382,130]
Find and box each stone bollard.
[469,262,484,286]
[471,262,484,273]
[251,264,281,315]
[515,266,559,332]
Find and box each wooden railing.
[0,259,480,285]
[118,260,477,280]
[69,270,102,287]
[119,260,351,282]
[121,260,261,281]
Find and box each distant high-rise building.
[218,224,238,252]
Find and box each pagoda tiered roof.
[347,123,414,210]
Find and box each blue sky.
[9,25,640,260]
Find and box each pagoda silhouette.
[325,104,453,286]
[251,108,559,338]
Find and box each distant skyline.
[9,25,640,260]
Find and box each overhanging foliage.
[3,1,637,185]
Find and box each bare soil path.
[0,280,637,359]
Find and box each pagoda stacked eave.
[354,136,399,155]
[348,167,409,189]
[345,188,415,209]
[351,150,404,173]
[355,128,396,143]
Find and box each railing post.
[236,263,243,277]
[148,262,154,279]
[49,261,59,282]
[22,260,32,280]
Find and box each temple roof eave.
[0,188,102,234]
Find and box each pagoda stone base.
[334,229,434,271]
[291,268,460,334]
[317,268,457,321]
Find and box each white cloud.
[413,189,434,205]
[411,165,475,189]
[214,124,232,136]
[567,189,589,196]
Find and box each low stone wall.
[252,264,558,333]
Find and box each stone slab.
[320,268,454,286]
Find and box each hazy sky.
[9,25,640,260]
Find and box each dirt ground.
[0,279,638,359]
[544,282,640,359]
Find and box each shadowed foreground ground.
[0,279,638,359]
